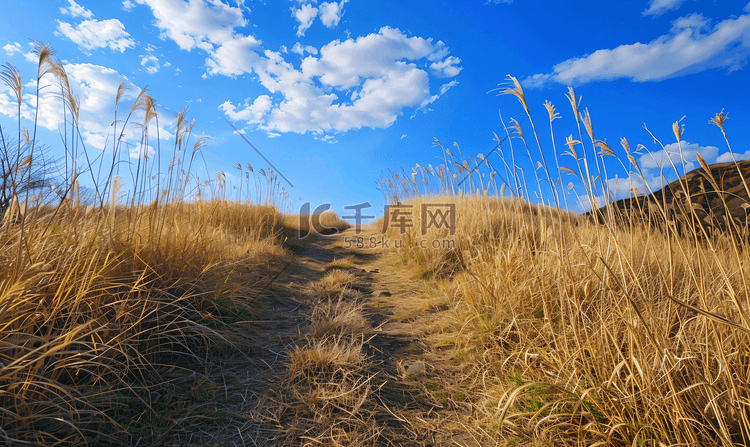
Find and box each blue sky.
[1,0,749,218]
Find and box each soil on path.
[166,225,481,447]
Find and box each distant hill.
[588,160,750,238]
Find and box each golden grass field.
[2,45,750,446]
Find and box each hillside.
[590,160,750,237]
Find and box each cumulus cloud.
[318,0,347,28]
[716,150,750,163]
[132,1,461,138]
[292,4,318,37]
[23,52,37,63]
[57,18,136,53]
[60,0,94,18]
[638,141,719,172]
[3,42,22,56]
[524,8,750,87]
[123,0,136,10]
[219,95,272,124]
[291,42,318,55]
[317,134,337,143]
[301,27,456,89]
[205,35,263,77]
[643,0,687,17]
[430,56,463,77]
[134,0,247,51]
[0,62,174,153]
[604,170,668,197]
[569,171,665,212]
[0,63,128,139]
[231,27,460,135]
[140,53,160,73]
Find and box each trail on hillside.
[171,225,484,446]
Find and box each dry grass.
[308,295,368,338]
[305,269,367,338]
[305,269,360,301]
[325,255,358,270]
[379,77,750,446]
[0,46,288,446]
[258,252,388,446]
[261,334,383,447]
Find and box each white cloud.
[317,134,337,143]
[133,1,461,138]
[524,8,750,87]
[219,27,460,135]
[23,51,38,63]
[140,53,160,73]
[571,139,746,212]
[291,42,318,55]
[134,0,247,51]
[3,42,22,56]
[205,35,263,77]
[643,0,687,17]
[129,144,156,159]
[301,27,456,89]
[60,0,94,19]
[638,141,719,171]
[123,0,136,10]
[716,150,750,163]
[57,19,136,53]
[671,12,710,31]
[0,62,176,155]
[163,61,171,67]
[603,170,668,198]
[0,63,128,138]
[292,4,318,37]
[219,95,272,124]
[487,0,513,4]
[430,56,463,77]
[401,134,407,139]
[439,80,458,95]
[318,0,347,28]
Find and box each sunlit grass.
[380,76,750,446]
[0,43,290,445]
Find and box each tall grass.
[380,76,750,446]
[1,44,287,445]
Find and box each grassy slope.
[0,200,288,445]
[589,159,750,238]
[386,193,750,446]
[378,77,750,445]
[0,45,319,445]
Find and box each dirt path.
[166,225,480,446]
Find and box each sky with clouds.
[1,0,749,215]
